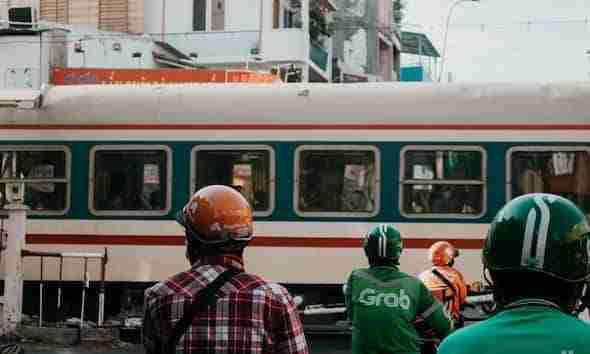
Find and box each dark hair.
[490,270,584,313]
[186,241,246,265]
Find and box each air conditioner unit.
[8,6,37,29]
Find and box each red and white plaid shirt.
[143,255,309,354]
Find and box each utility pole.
[439,0,479,82]
[1,178,27,336]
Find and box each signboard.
[51,68,280,85]
[143,164,160,185]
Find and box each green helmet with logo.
[483,193,590,283]
[364,224,403,264]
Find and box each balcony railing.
[310,41,328,72]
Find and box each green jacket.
[438,299,590,354]
[345,266,453,354]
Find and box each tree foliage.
[310,1,334,43]
[393,0,405,25]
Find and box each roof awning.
[152,41,203,69]
[401,31,440,58]
[153,55,199,69]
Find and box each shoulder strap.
[165,268,242,354]
[431,268,457,296]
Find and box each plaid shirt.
[143,255,309,354]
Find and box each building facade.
[331,0,401,82]
[0,0,144,33]
[143,0,333,82]
[0,0,400,83]
[400,31,439,82]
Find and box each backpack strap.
[431,268,457,296]
[165,268,242,354]
[431,268,465,326]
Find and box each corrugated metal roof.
[401,31,440,58]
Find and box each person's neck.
[190,253,244,266]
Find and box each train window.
[192,146,275,216]
[0,146,70,215]
[295,146,380,217]
[508,147,590,215]
[90,146,171,216]
[400,146,486,218]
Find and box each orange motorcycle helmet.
[176,185,253,249]
[429,241,460,266]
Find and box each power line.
[403,17,590,32]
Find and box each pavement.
[24,339,350,354]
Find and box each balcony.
[159,31,260,65]
[158,29,309,66]
[310,41,329,72]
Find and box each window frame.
[294,145,381,218]
[399,145,487,219]
[0,145,71,216]
[190,145,276,217]
[89,145,173,217]
[505,145,590,204]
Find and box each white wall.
[344,28,368,72]
[143,0,161,33]
[165,0,193,33]
[144,0,193,34]
[0,34,50,89]
[225,0,260,31]
[263,30,307,62]
[67,34,157,69]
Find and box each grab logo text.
[358,288,411,309]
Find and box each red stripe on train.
[25,234,485,249]
[0,124,588,130]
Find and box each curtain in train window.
[402,149,484,216]
[0,149,68,213]
[510,150,590,214]
[194,150,271,212]
[93,150,167,211]
[298,149,377,213]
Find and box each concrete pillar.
[1,202,28,335]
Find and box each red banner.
[51,68,280,85]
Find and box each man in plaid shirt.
[143,185,309,354]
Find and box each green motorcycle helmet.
[483,193,590,283]
[364,224,403,265]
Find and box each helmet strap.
[483,266,494,288]
[574,282,590,316]
[369,257,399,268]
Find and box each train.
[0,81,589,307]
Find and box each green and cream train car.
[0,82,589,306]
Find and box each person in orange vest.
[419,241,468,327]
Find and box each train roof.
[1,82,590,125]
